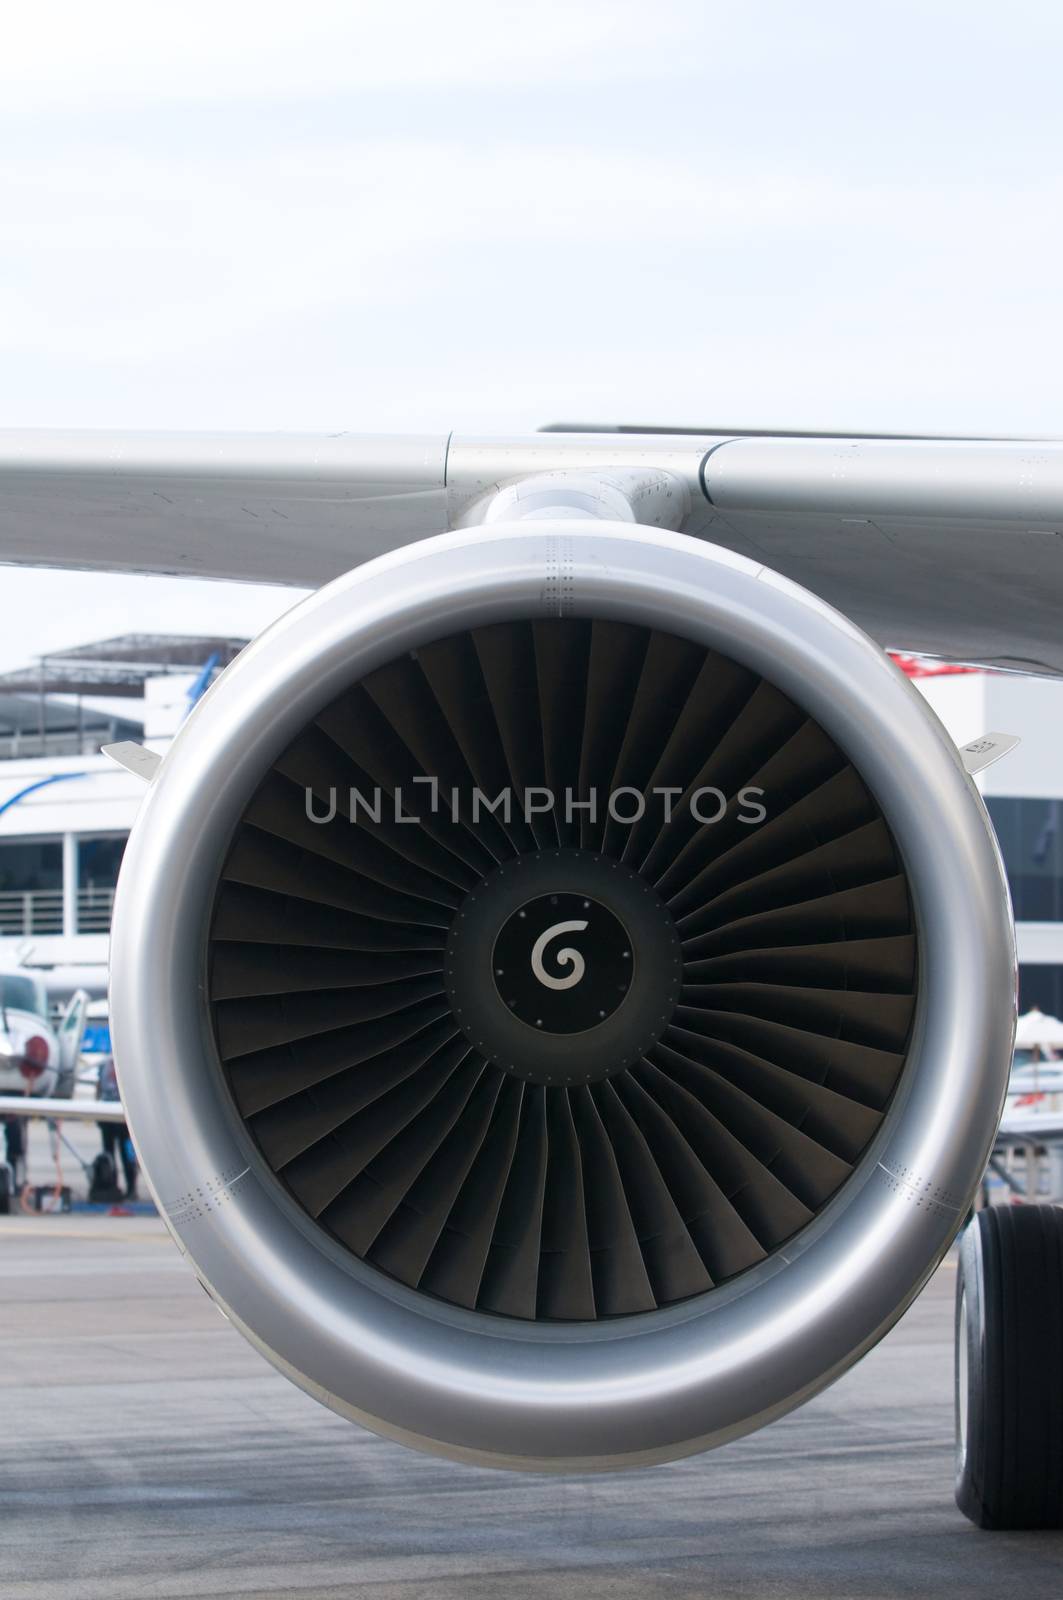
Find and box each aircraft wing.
[0,1094,126,1122]
[2,428,1063,673]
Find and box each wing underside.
[1,428,1062,673]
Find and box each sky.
[2,0,1063,672]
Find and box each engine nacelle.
[110,522,1014,1470]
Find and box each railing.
[0,735,111,760]
[0,889,63,935]
[77,887,115,933]
[0,886,116,936]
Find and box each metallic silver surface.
[959,732,1021,775]
[0,1095,126,1122]
[3,427,1063,669]
[455,460,693,531]
[101,741,161,782]
[0,429,448,585]
[109,523,1016,1471]
[700,437,1063,523]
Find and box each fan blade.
[477,1085,550,1318]
[247,1016,464,1166]
[679,1007,904,1110]
[576,621,650,850]
[368,1071,509,1286]
[569,1086,657,1315]
[317,683,501,876]
[226,1001,453,1117]
[223,827,451,928]
[659,720,844,906]
[677,982,915,1055]
[680,878,912,956]
[285,1036,472,1217]
[661,1030,882,1163]
[594,1079,713,1303]
[210,942,443,1001]
[675,819,897,942]
[243,774,461,911]
[215,975,446,1060]
[416,631,536,855]
[537,1090,596,1320]
[419,1080,526,1308]
[360,655,510,867]
[640,681,804,885]
[323,1055,487,1255]
[600,630,706,859]
[623,650,758,869]
[612,1070,765,1282]
[212,881,446,953]
[635,1057,814,1246]
[532,619,592,849]
[650,1039,852,1211]
[682,933,917,993]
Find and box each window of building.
[0,838,63,934]
[985,797,1063,922]
[76,834,127,933]
[1019,963,1063,1017]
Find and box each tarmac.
[2,1207,1063,1600]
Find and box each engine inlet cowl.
[110,522,1014,1471]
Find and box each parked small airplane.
[0,964,87,1103]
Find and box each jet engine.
[109,521,1015,1470]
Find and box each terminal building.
[910,661,1063,1018]
[0,635,246,1000]
[0,635,1061,1022]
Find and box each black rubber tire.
[955,1204,1063,1528]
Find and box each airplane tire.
[955,1204,1063,1528]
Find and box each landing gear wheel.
[955,1204,1063,1528]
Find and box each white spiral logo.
[530,919,589,990]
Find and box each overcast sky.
[2,1,1062,672]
